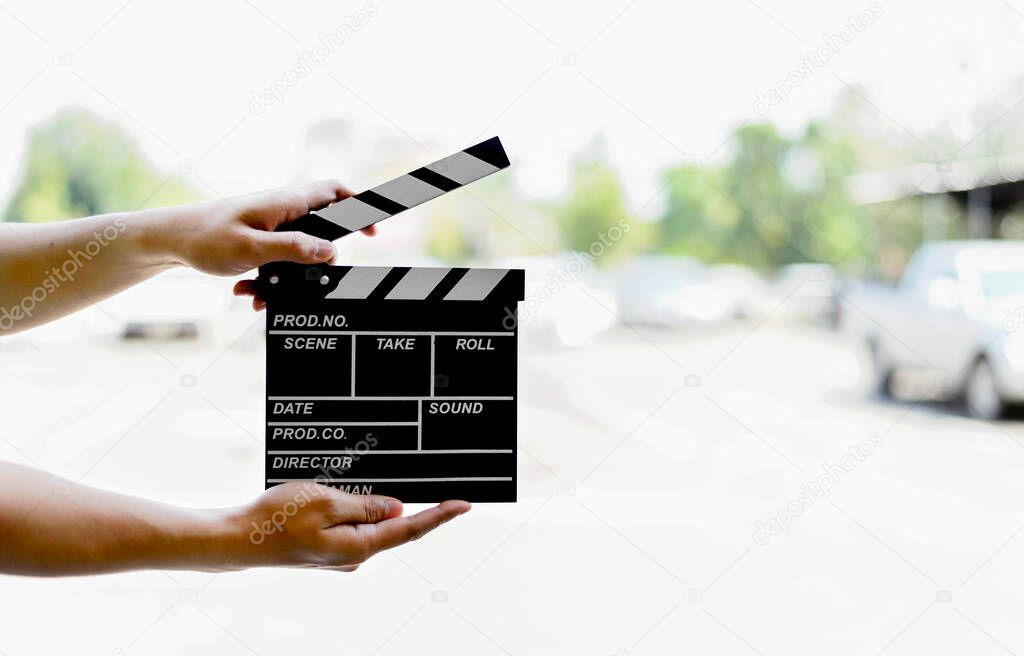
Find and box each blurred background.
[6,0,1024,653]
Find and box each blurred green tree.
[658,122,873,270]
[550,142,642,265]
[4,107,199,222]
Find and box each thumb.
[251,230,335,265]
[329,494,404,525]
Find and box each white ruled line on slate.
[267,421,417,426]
[267,450,514,455]
[267,396,514,401]
[268,330,514,336]
[266,477,514,483]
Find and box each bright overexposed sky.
[2,0,1024,216]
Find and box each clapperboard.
[258,138,523,502]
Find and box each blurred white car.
[770,263,839,326]
[499,255,617,347]
[610,255,706,327]
[842,241,1024,419]
[610,256,764,328]
[706,264,769,320]
[100,268,232,339]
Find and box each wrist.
[126,206,191,270]
[172,506,253,572]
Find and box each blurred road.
[3,314,1024,654]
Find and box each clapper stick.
[277,136,510,242]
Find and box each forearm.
[0,461,241,576]
[0,184,344,333]
[0,461,469,576]
[0,210,180,334]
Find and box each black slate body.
[260,263,524,502]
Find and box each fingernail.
[315,240,334,259]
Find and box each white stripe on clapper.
[443,268,509,301]
[325,267,392,299]
[385,267,451,300]
[315,197,389,231]
[426,151,499,185]
[373,174,445,207]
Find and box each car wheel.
[965,359,1005,421]
[870,340,894,398]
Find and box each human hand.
[149,179,374,309]
[0,463,470,576]
[227,482,470,571]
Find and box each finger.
[243,180,353,230]
[233,279,258,297]
[328,493,403,525]
[296,179,353,211]
[360,500,471,556]
[250,230,335,266]
[233,279,267,312]
[360,225,377,237]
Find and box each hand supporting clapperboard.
[260,137,523,503]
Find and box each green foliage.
[425,212,478,262]
[548,148,642,265]
[555,158,627,250]
[4,108,199,223]
[658,121,888,270]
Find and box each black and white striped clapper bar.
[274,136,510,241]
[258,138,523,502]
